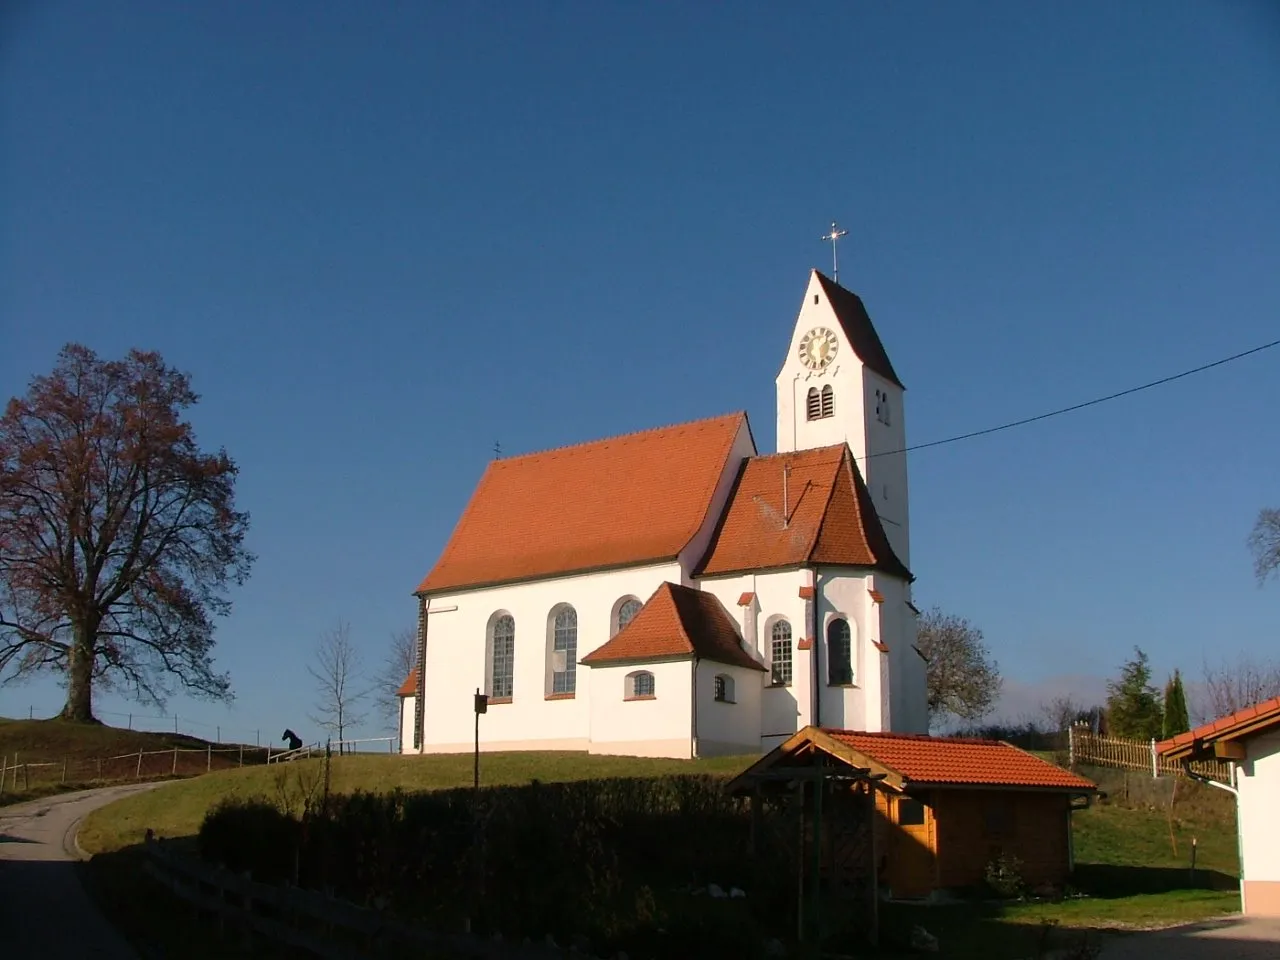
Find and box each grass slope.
[0,717,217,759]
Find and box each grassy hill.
[0,717,218,760]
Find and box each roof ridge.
[748,446,846,464]
[828,729,1008,747]
[494,411,747,465]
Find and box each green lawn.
[79,750,753,853]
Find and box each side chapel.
[397,269,928,758]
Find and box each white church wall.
[416,561,683,753]
[398,695,416,754]
[700,569,808,750]
[677,422,757,581]
[872,575,929,734]
[587,659,694,758]
[861,370,909,567]
[695,661,763,757]
[813,569,875,731]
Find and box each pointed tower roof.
[813,270,904,389]
[580,582,765,670]
[695,444,911,580]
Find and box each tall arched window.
[828,618,853,686]
[549,605,578,695]
[488,613,515,699]
[770,619,793,686]
[820,384,834,418]
[616,597,642,633]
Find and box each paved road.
[1099,916,1280,959]
[0,784,163,959]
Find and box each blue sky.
[3,2,1279,743]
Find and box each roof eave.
[416,554,683,598]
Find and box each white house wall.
[417,561,684,753]
[695,661,763,756]
[587,660,694,758]
[1240,731,1280,916]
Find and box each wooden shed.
[728,726,1096,900]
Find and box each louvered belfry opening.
[806,387,822,421]
[820,384,834,418]
[807,385,834,421]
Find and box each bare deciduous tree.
[1249,507,1280,584]
[916,606,1002,727]
[0,344,253,721]
[1199,653,1280,723]
[372,626,416,733]
[307,620,369,753]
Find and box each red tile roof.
[396,672,416,697]
[825,730,1096,790]
[416,413,750,594]
[737,592,755,606]
[814,271,904,389]
[696,445,911,580]
[1156,695,1280,761]
[580,582,766,671]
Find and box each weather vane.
[820,221,848,282]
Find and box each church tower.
[776,269,910,566]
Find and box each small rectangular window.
[897,798,926,826]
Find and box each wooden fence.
[1068,726,1233,785]
[142,834,587,960]
[0,744,271,794]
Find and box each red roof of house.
[580,582,766,671]
[396,672,416,697]
[814,271,904,389]
[696,445,911,580]
[416,413,750,594]
[1156,695,1280,761]
[825,730,1096,790]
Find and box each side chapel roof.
[580,582,765,671]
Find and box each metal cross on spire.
[820,221,849,282]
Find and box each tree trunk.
[60,620,98,723]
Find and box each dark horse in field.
[281,728,303,751]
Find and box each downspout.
[810,568,821,729]
[691,657,700,759]
[1187,762,1244,911]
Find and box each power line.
[864,335,1280,461]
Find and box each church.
[396,269,928,758]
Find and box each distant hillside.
[0,717,217,761]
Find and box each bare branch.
[308,619,371,752]
[915,606,1002,727]
[1249,507,1280,585]
[371,626,416,733]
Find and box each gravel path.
[0,784,164,959]
[1098,915,1280,959]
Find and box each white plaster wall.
[1239,732,1280,883]
[398,695,416,754]
[417,561,684,752]
[873,574,928,734]
[696,661,763,756]
[701,569,808,748]
[862,370,909,567]
[587,659,694,758]
[814,569,875,731]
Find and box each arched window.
[625,670,655,699]
[616,597,642,634]
[487,613,515,699]
[549,605,577,695]
[820,384,834,418]
[770,619,793,686]
[714,674,735,703]
[806,387,822,421]
[828,618,853,686]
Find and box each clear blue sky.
[3,2,1279,742]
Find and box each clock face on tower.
[798,327,838,371]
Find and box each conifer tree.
[1105,647,1164,740]
[1163,669,1191,739]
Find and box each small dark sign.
[474,692,489,714]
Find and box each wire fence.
[0,744,272,794]
[1068,725,1233,784]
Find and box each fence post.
[0,754,6,792]
[207,744,211,772]
[136,748,144,779]
[96,757,102,781]
[172,747,179,775]
[1150,739,1158,779]
[1068,724,1075,769]
[216,726,221,744]
[238,744,243,768]
[174,715,179,735]
[128,713,133,730]
[61,757,68,784]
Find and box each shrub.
[983,853,1025,899]
[198,798,300,883]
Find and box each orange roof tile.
[580,582,766,671]
[868,589,885,603]
[737,592,755,606]
[1157,694,1280,761]
[826,730,1096,790]
[814,271,904,389]
[799,585,815,599]
[417,413,750,594]
[396,672,416,697]
[696,445,911,580]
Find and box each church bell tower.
[775,268,911,567]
